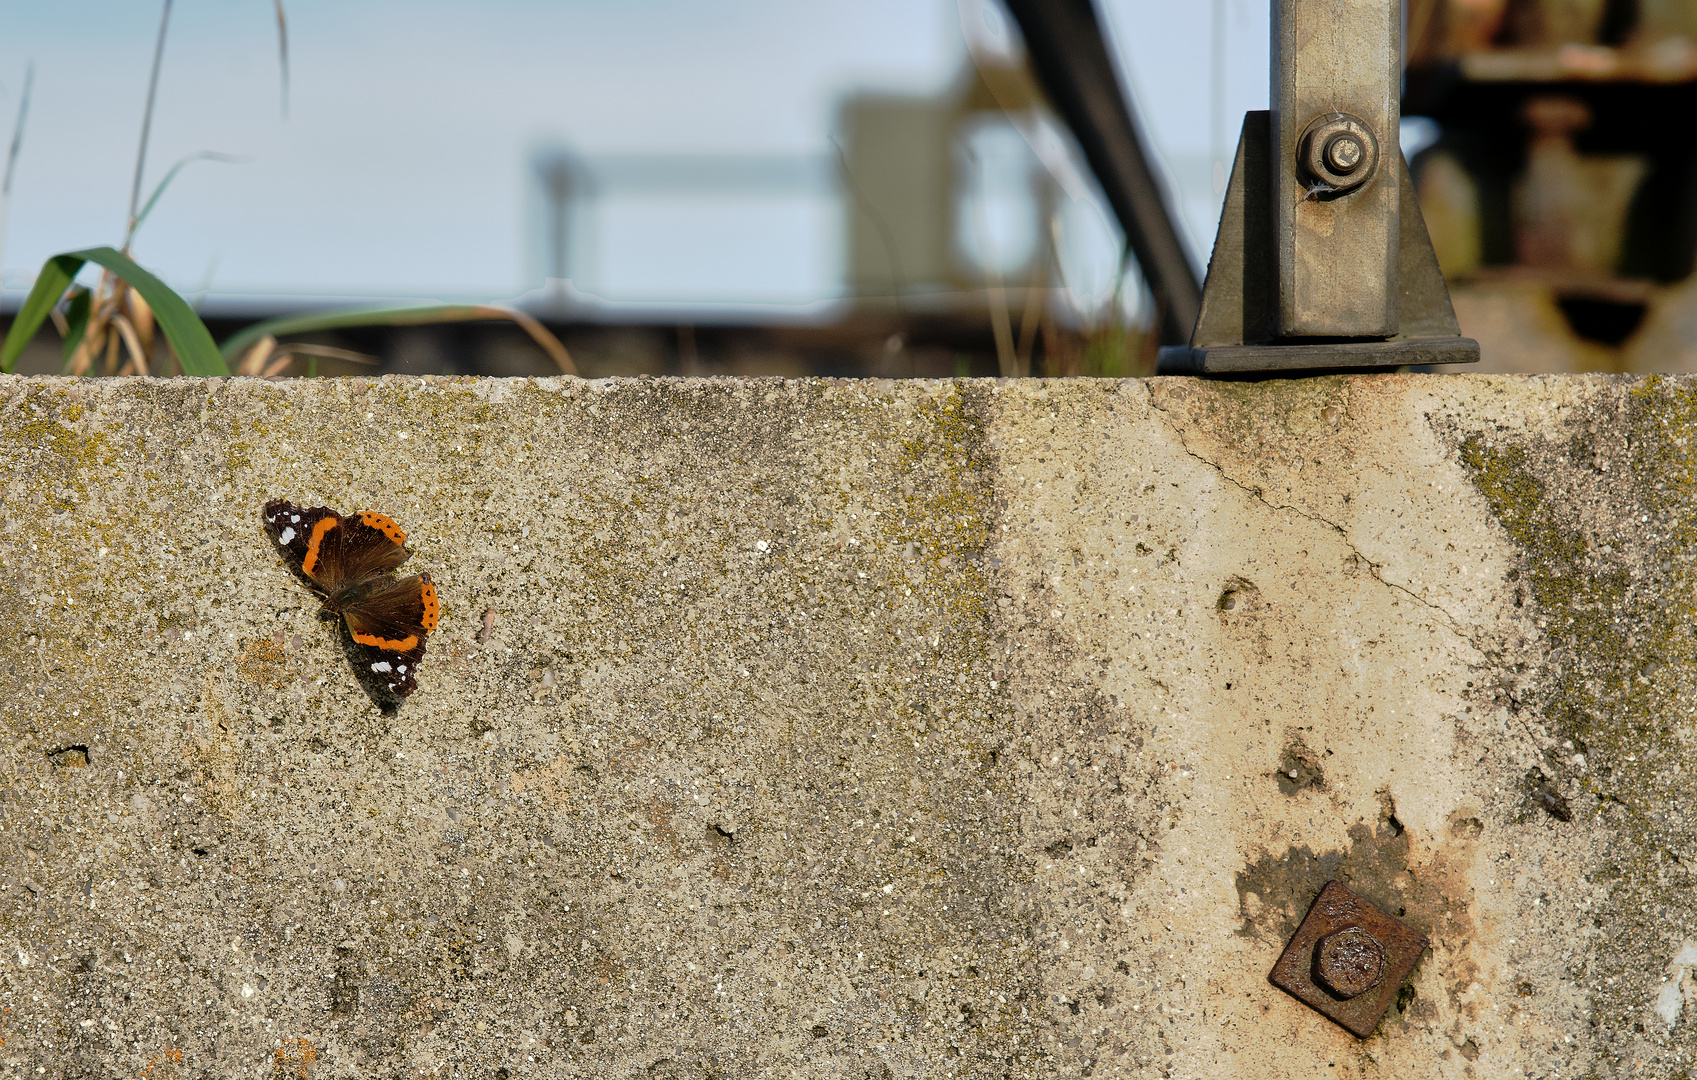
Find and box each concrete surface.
[0,372,1693,1078]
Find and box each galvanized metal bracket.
[1158,0,1478,375]
[1157,114,1479,374]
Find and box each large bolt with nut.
[1297,113,1378,195]
[1312,926,1386,999]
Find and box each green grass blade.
[0,252,80,373]
[131,152,242,241]
[61,286,91,362]
[221,303,577,375]
[126,0,175,246]
[73,246,227,375]
[0,63,36,288]
[220,304,477,359]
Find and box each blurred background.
[1,0,1695,377]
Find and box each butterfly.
[263,500,440,697]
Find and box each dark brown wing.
[263,501,343,589]
[342,573,439,697]
[331,510,413,584]
[262,500,410,595]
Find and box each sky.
[0,0,1272,310]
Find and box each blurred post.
[534,149,582,301]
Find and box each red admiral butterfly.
[263,499,440,697]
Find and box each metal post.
[1155,0,1479,375]
[1272,0,1400,338]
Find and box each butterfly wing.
[263,501,410,595]
[341,573,440,697]
[263,501,345,590]
[265,500,437,697]
[331,510,414,584]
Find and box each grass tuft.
[222,303,579,376]
[0,1,577,381]
[1,246,228,375]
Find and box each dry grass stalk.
[234,335,378,377]
[63,269,177,375]
[494,305,577,375]
[111,313,149,376]
[236,336,283,377]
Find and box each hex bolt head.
[1324,134,1364,174]
[1270,881,1429,1039]
[1313,926,1386,999]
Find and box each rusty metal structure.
[1269,881,1430,1038]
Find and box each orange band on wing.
[351,631,419,651]
[300,516,339,576]
[420,577,440,631]
[357,511,407,545]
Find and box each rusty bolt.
[1313,926,1386,998]
[1324,134,1364,174]
[1269,880,1428,1038]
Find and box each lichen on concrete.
[1451,375,1697,1072]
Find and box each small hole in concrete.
[47,745,89,769]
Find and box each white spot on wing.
[370,661,392,673]
[278,527,296,545]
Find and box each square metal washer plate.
[1268,880,1428,1038]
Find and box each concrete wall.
[0,372,1692,1078]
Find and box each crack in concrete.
[1145,394,1474,644]
[1154,423,1566,763]
[1147,407,1565,763]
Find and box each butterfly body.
[263,499,440,697]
